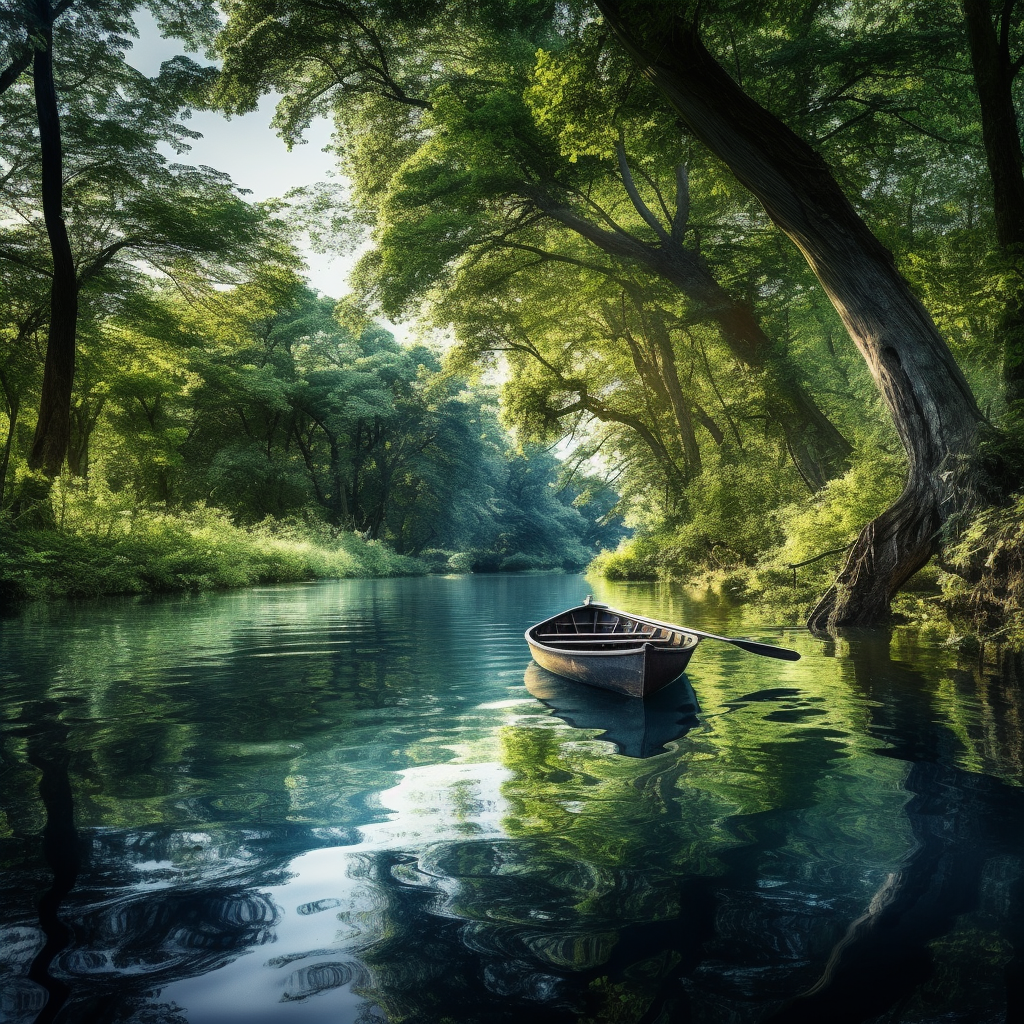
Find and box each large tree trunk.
[28,0,78,479]
[962,0,1024,407]
[594,1,985,628]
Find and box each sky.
[126,11,355,300]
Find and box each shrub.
[447,551,475,573]
[941,495,1024,647]
[469,550,503,573]
[420,548,455,572]
[0,499,425,603]
[590,538,660,581]
[499,553,546,572]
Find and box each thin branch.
[0,44,33,96]
[559,180,642,239]
[615,131,671,241]
[686,326,743,446]
[76,237,142,286]
[0,248,53,276]
[494,241,631,285]
[634,162,673,226]
[671,164,690,242]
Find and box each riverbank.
[0,506,425,601]
[589,536,1006,651]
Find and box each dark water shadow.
[6,699,84,1024]
[524,663,700,758]
[762,629,1024,1024]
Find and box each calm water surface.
[0,575,1021,1024]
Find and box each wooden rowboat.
[525,600,699,698]
[525,598,801,698]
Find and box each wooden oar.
[597,605,801,662]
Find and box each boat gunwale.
[525,603,699,658]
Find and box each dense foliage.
[3,0,1024,640]
[0,3,623,599]
[207,0,1021,634]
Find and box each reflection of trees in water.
[2,586,1022,1023]
[339,840,709,1023]
[3,823,392,1022]
[2,826,288,1022]
[335,637,1022,1024]
[763,634,1024,1024]
[0,582,527,838]
[943,647,1024,780]
[0,582,538,1022]
[0,699,82,1024]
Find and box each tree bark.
[962,0,1024,406]
[28,0,79,478]
[0,366,20,507]
[593,1,985,628]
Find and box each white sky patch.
[125,10,417,346]
[126,11,344,296]
[355,761,511,849]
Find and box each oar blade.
[730,638,801,661]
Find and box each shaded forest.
[0,0,625,598]
[2,0,1023,642]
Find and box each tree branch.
[615,133,671,241]
[671,163,690,241]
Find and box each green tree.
[0,0,233,478]
[580,1,993,628]
[216,0,852,493]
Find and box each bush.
[444,550,503,573]
[469,550,503,573]
[0,500,425,602]
[739,457,905,611]
[445,549,569,573]
[590,538,660,581]
[940,495,1024,647]
[447,551,475,573]
[420,548,455,572]
[498,553,546,572]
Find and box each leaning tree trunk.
[28,0,78,479]
[594,1,985,628]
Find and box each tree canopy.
[202,0,1024,626]
[3,0,1023,635]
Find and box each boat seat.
[537,632,664,640]
[536,637,675,645]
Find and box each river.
[0,574,1021,1023]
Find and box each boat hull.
[526,603,699,698]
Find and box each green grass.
[0,501,425,601]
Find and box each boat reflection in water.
[524,663,701,758]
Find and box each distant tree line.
[0,0,624,577]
